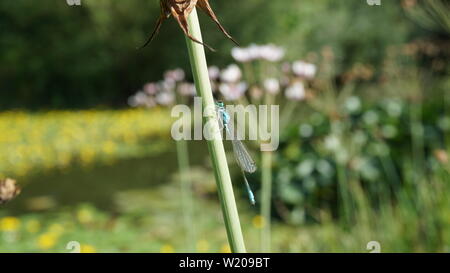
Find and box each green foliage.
[275,95,448,216]
[278,1,412,67]
[404,0,450,33]
[0,0,423,109]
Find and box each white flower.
[177,82,196,96]
[247,44,262,60]
[208,66,220,80]
[164,68,185,83]
[143,83,158,95]
[259,44,285,62]
[263,78,280,94]
[128,91,142,107]
[128,91,155,108]
[155,91,175,106]
[231,47,253,63]
[159,79,176,92]
[219,82,247,101]
[285,82,306,101]
[232,44,285,63]
[220,64,242,83]
[292,61,317,78]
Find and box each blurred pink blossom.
[177,82,197,96]
[159,80,176,92]
[219,82,247,101]
[155,90,175,105]
[143,83,159,95]
[263,78,281,94]
[164,68,185,83]
[259,44,285,62]
[220,64,242,83]
[231,47,253,63]
[232,44,285,63]
[128,91,156,108]
[285,82,306,101]
[292,61,317,79]
[208,66,220,80]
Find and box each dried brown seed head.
[0,178,21,205]
[140,0,238,51]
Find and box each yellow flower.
[196,239,210,253]
[26,219,40,233]
[0,217,20,232]
[220,244,231,253]
[80,148,95,164]
[37,232,58,250]
[80,244,96,253]
[160,244,175,253]
[252,215,266,229]
[77,208,93,224]
[48,223,64,236]
[102,141,116,155]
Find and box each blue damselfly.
[216,101,257,205]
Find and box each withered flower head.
[0,178,21,205]
[141,0,238,51]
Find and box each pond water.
[3,141,209,215]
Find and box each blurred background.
[0,0,449,252]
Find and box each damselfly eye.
[217,101,224,107]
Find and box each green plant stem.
[260,93,274,252]
[260,150,272,252]
[185,8,246,253]
[280,100,297,131]
[175,139,195,252]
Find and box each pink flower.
[177,82,196,96]
[263,78,280,94]
[285,82,306,101]
[231,44,285,63]
[164,68,185,83]
[220,64,242,83]
[292,61,317,79]
[219,82,247,101]
[155,90,175,106]
[128,91,156,108]
[208,66,220,81]
[246,44,262,60]
[231,47,253,63]
[159,80,176,92]
[143,83,158,95]
[259,44,285,62]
